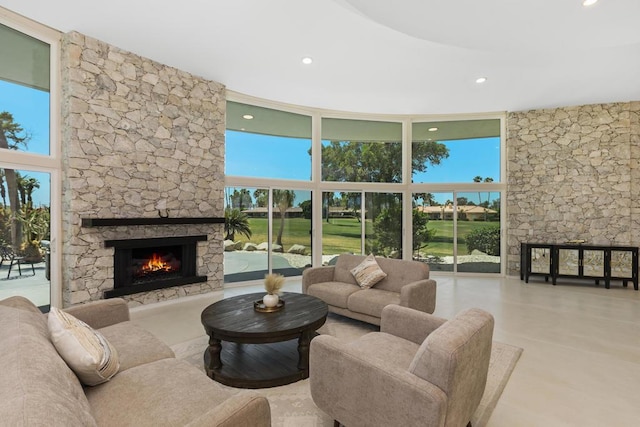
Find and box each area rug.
[172,313,523,427]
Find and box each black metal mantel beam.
[81,217,224,227]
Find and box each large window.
[224,186,311,283]
[226,102,311,180]
[225,95,505,281]
[321,118,402,183]
[224,101,314,283]
[0,15,59,309]
[412,119,500,183]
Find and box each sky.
[0,79,51,207]
[225,130,501,205]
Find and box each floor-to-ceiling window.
[225,94,505,282]
[0,13,60,309]
[224,102,313,283]
[411,119,502,273]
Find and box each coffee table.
[201,292,328,388]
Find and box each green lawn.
[239,217,499,257]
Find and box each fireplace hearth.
[104,235,207,298]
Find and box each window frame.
[225,92,506,276]
[0,7,62,307]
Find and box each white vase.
[263,294,279,308]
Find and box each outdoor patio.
[0,261,49,307]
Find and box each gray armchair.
[309,305,494,427]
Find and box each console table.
[521,243,638,290]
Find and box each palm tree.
[224,208,252,241]
[473,175,483,208]
[484,177,494,221]
[0,170,7,207]
[0,112,30,246]
[24,177,40,209]
[273,189,295,246]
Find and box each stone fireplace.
[61,31,226,307]
[105,235,207,298]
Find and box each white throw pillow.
[48,307,120,386]
[350,254,387,289]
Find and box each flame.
[141,253,173,273]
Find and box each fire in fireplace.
[104,235,207,298]
[132,246,182,282]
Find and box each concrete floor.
[130,275,640,427]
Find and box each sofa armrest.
[302,266,335,293]
[399,278,437,313]
[185,393,271,427]
[380,304,447,344]
[310,335,447,427]
[63,298,130,329]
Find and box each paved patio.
[0,261,50,307]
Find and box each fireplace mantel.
[81,217,224,227]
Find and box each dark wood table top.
[201,292,328,342]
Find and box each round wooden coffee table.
[201,292,328,388]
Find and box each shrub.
[465,226,500,256]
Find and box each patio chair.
[0,245,36,279]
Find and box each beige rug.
[173,314,522,427]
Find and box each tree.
[253,189,268,207]
[370,204,435,257]
[224,208,252,241]
[299,200,312,220]
[229,188,252,210]
[321,140,448,183]
[0,170,7,207]
[320,138,448,255]
[473,176,495,220]
[273,189,295,247]
[0,112,30,246]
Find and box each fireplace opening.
[104,235,207,298]
[132,246,182,283]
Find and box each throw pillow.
[48,307,120,386]
[350,254,387,289]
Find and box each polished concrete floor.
[129,275,640,427]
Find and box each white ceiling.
[2,0,639,115]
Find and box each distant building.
[242,206,304,218]
[416,205,497,221]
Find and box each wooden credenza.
[520,243,638,290]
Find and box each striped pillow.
[351,254,387,289]
[48,307,120,386]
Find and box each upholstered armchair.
[309,304,494,427]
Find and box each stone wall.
[506,101,640,276]
[60,31,225,306]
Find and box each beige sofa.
[302,254,437,325]
[310,305,495,427]
[0,296,271,426]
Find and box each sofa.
[310,304,495,427]
[302,254,436,325]
[0,295,271,426]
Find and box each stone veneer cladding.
[61,31,225,306]
[506,101,640,276]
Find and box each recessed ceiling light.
[583,0,598,6]
[475,77,487,84]
[428,127,438,132]
[302,57,313,65]
[242,114,254,120]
